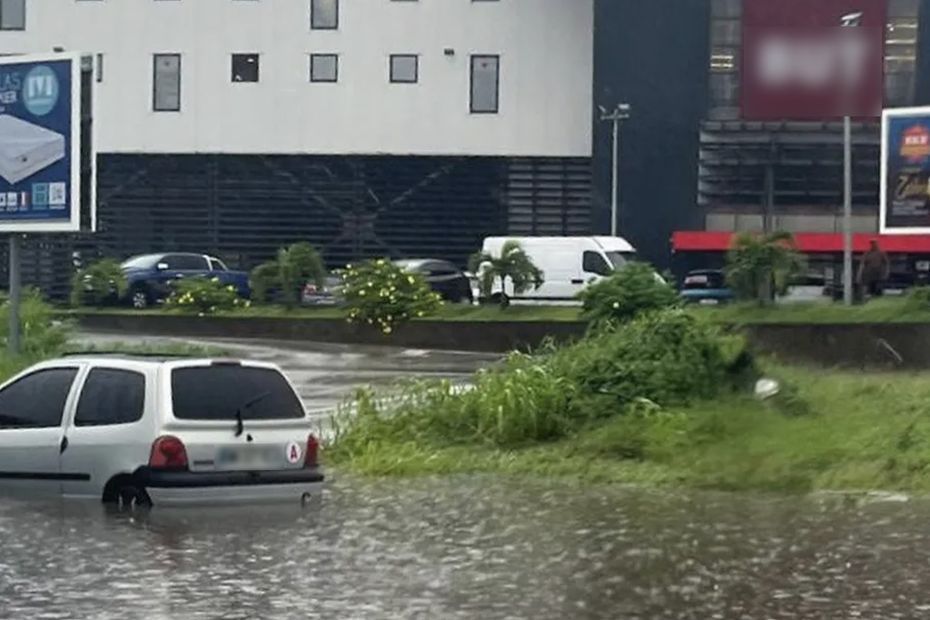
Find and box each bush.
[250,242,327,307]
[70,259,127,307]
[165,277,249,315]
[906,286,930,311]
[341,259,442,335]
[332,309,755,453]
[578,262,679,327]
[0,288,71,357]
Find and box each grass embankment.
[695,296,930,324]
[328,308,930,494]
[70,304,584,322]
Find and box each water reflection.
[1,477,929,619]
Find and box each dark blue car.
[121,253,251,309]
[679,269,735,305]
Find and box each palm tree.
[469,240,544,308]
[250,242,327,307]
[726,231,804,306]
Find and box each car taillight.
[149,435,189,471]
[305,434,320,468]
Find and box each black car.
[394,259,474,303]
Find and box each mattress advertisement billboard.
[741,0,886,120]
[881,107,930,233]
[0,52,87,232]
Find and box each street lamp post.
[841,11,863,306]
[599,103,632,237]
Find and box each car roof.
[35,355,277,371]
[395,259,454,269]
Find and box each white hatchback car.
[0,355,324,507]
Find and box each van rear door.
[162,362,314,473]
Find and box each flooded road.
[12,334,924,618]
[2,478,930,619]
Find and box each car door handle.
[59,436,69,454]
[571,279,584,285]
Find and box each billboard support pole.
[8,235,21,356]
[843,115,854,306]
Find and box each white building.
[0,0,596,292]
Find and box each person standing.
[857,240,891,299]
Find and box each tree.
[726,232,804,306]
[70,258,128,307]
[250,242,327,307]
[469,240,544,308]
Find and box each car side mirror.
[156,262,169,271]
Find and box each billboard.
[881,107,930,233]
[742,0,886,120]
[0,52,92,233]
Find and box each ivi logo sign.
[22,65,59,116]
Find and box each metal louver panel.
[505,158,593,236]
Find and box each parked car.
[477,236,652,303]
[0,355,324,507]
[121,253,251,309]
[679,269,734,305]
[301,275,344,306]
[394,259,474,303]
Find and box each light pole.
[599,103,631,237]
[841,11,863,306]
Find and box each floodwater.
[1,477,929,619]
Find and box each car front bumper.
[139,467,325,507]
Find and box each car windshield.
[683,272,726,289]
[171,366,304,420]
[121,255,160,270]
[605,251,638,269]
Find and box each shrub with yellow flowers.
[340,259,442,335]
[165,277,250,315]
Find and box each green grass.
[63,340,231,358]
[67,304,584,322]
[327,364,930,494]
[694,296,930,325]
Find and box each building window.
[470,55,499,114]
[153,54,181,112]
[96,53,104,83]
[232,53,260,83]
[390,55,418,83]
[311,0,338,29]
[0,0,25,30]
[310,54,338,83]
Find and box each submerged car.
[121,253,251,309]
[0,355,323,507]
[680,269,734,305]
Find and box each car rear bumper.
[139,468,324,506]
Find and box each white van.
[478,236,643,302]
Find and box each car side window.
[583,252,612,277]
[427,262,457,277]
[0,368,78,429]
[164,255,209,271]
[209,258,227,272]
[75,368,146,427]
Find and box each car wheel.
[130,287,150,310]
[116,485,151,510]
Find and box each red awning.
[672,231,930,254]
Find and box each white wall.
[0,0,594,157]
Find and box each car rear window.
[171,366,304,420]
[683,273,725,289]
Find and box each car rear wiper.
[234,391,271,437]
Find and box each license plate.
[216,446,282,469]
[699,299,720,306]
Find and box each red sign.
[741,0,886,120]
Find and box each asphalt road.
[76,331,499,425]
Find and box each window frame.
[310,0,339,30]
[0,0,26,31]
[390,54,419,84]
[309,53,339,83]
[0,367,80,430]
[470,54,500,114]
[74,368,146,428]
[231,53,260,83]
[152,53,182,112]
